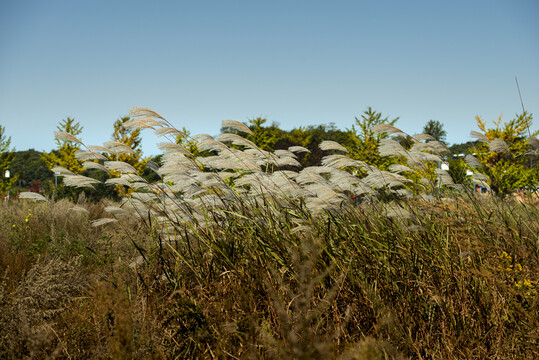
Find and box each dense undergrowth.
[0,193,537,359]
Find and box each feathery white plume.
[319,140,348,153]
[157,142,193,156]
[412,133,436,142]
[217,133,260,151]
[372,124,404,135]
[274,149,297,159]
[465,154,481,168]
[91,218,118,227]
[51,166,75,176]
[63,175,101,188]
[155,127,185,137]
[104,206,130,216]
[103,141,136,155]
[221,120,254,135]
[488,138,510,153]
[527,136,539,149]
[288,145,310,153]
[19,192,48,201]
[321,155,367,169]
[128,107,166,120]
[75,150,108,161]
[378,139,405,157]
[105,161,138,174]
[82,161,109,172]
[87,145,113,154]
[69,206,89,214]
[388,164,412,173]
[54,131,83,145]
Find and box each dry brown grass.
[0,194,537,359]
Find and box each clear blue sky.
[1,0,538,155]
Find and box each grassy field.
[0,192,537,359]
[1,109,538,358]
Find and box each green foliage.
[175,126,199,156]
[348,107,400,169]
[447,158,472,187]
[473,112,538,195]
[246,117,282,151]
[0,125,18,194]
[422,119,447,143]
[41,117,84,174]
[287,123,351,167]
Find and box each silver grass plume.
[216,133,260,151]
[410,142,435,152]
[63,175,101,188]
[385,205,412,220]
[274,156,302,168]
[131,192,159,203]
[378,139,405,157]
[363,170,410,188]
[321,154,368,169]
[405,151,442,164]
[296,167,329,185]
[244,148,278,161]
[288,145,310,153]
[105,177,131,187]
[91,218,118,227]
[405,225,427,233]
[435,169,454,186]
[19,192,48,201]
[412,133,436,142]
[54,131,83,145]
[104,161,138,174]
[75,150,108,161]
[304,183,345,201]
[221,120,254,135]
[87,145,113,154]
[103,141,136,155]
[51,166,75,176]
[527,136,539,149]
[470,131,489,143]
[465,154,481,168]
[146,160,160,173]
[104,206,131,217]
[68,206,89,214]
[430,140,450,154]
[394,188,414,199]
[319,140,348,153]
[128,107,166,120]
[82,161,109,173]
[123,119,156,130]
[122,173,146,182]
[472,172,490,182]
[154,127,185,137]
[157,142,193,156]
[274,149,297,159]
[488,138,510,153]
[371,124,404,136]
[124,116,164,130]
[388,164,412,173]
[194,134,229,153]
